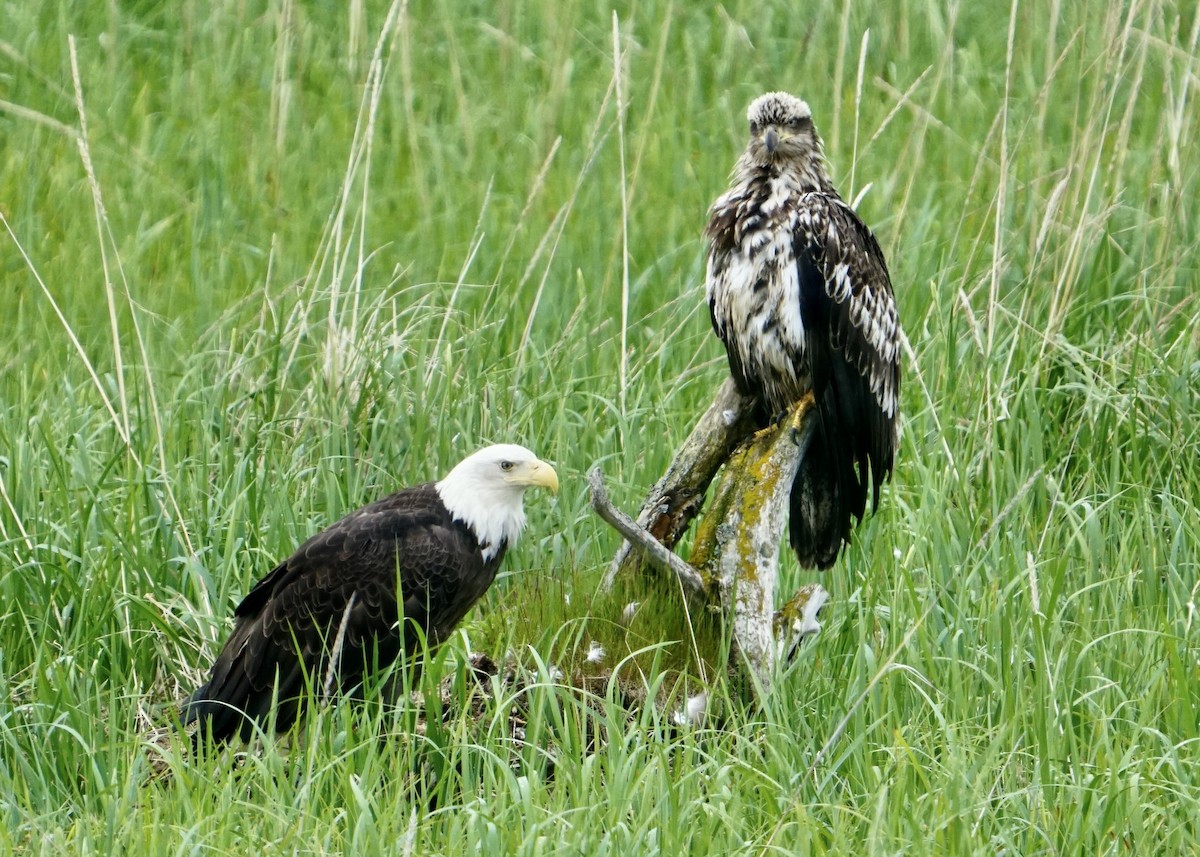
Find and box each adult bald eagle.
[182,444,559,746]
[705,92,901,568]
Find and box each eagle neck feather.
[732,149,834,201]
[434,477,526,563]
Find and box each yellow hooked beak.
[510,459,559,494]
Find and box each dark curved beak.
[764,127,779,153]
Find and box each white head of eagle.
[705,91,902,569]
[181,443,558,748]
[437,443,560,561]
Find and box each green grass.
[2,0,1199,853]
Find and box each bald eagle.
[182,444,559,746]
[705,92,901,568]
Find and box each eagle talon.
[750,422,781,442]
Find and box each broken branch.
[587,467,708,597]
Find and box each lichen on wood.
[687,396,816,689]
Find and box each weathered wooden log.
[587,468,708,597]
[589,382,823,693]
[601,378,757,591]
[687,396,817,689]
[774,583,831,662]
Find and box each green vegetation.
[2,0,1198,852]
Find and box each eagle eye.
[499,460,515,472]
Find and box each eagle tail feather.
[182,676,252,747]
[788,387,863,569]
[182,629,307,746]
[788,451,844,569]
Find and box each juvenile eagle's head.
[742,91,825,177]
[436,444,559,561]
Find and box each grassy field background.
[2,0,1199,853]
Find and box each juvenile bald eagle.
[182,444,558,746]
[705,92,901,568]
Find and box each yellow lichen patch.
[690,394,815,584]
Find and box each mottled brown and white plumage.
[705,92,901,568]
[182,444,558,746]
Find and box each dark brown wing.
[797,195,900,422]
[182,483,497,745]
[790,193,900,566]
